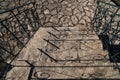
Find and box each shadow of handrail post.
[25,61,35,80]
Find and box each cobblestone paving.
[0,0,34,19]
[36,0,95,27]
[5,0,120,79]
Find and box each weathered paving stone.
[76,13,82,20]
[68,3,72,7]
[71,15,78,25]
[84,6,90,11]
[45,15,51,23]
[44,9,50,14]
[66,7,72,12]
[58,13,63,18]
[79,19,86,25]
[48,0,54,3]
[63,10,73,16]
[73,8,80,15]
[47,4,57,10]
[50,15,59,24]
[83,16,91,23]
[33,0,97,27]
[62,1,68,5]
[44,22,53,26]
[51,9,58,15]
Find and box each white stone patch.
[44,9,50,14]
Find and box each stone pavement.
[5,0,120,79]
[36,0,95,27]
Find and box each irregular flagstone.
[71,15,78,25]
[4,0,120,79]
[35,0,96,27]
[50,15,59,24]
[44,9,50,14]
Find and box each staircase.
[0,0,120,79]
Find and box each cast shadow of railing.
[91,0,120,73]
[0,1,40,79]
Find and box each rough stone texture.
[4,0,120,79]
[0,0,34,19]
[35,0,96,27]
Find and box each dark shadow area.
[0,61,12,79]
[108,45,120,62]
[98,35,120,63]
[111,0,120,6]
[98,35,110,50]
